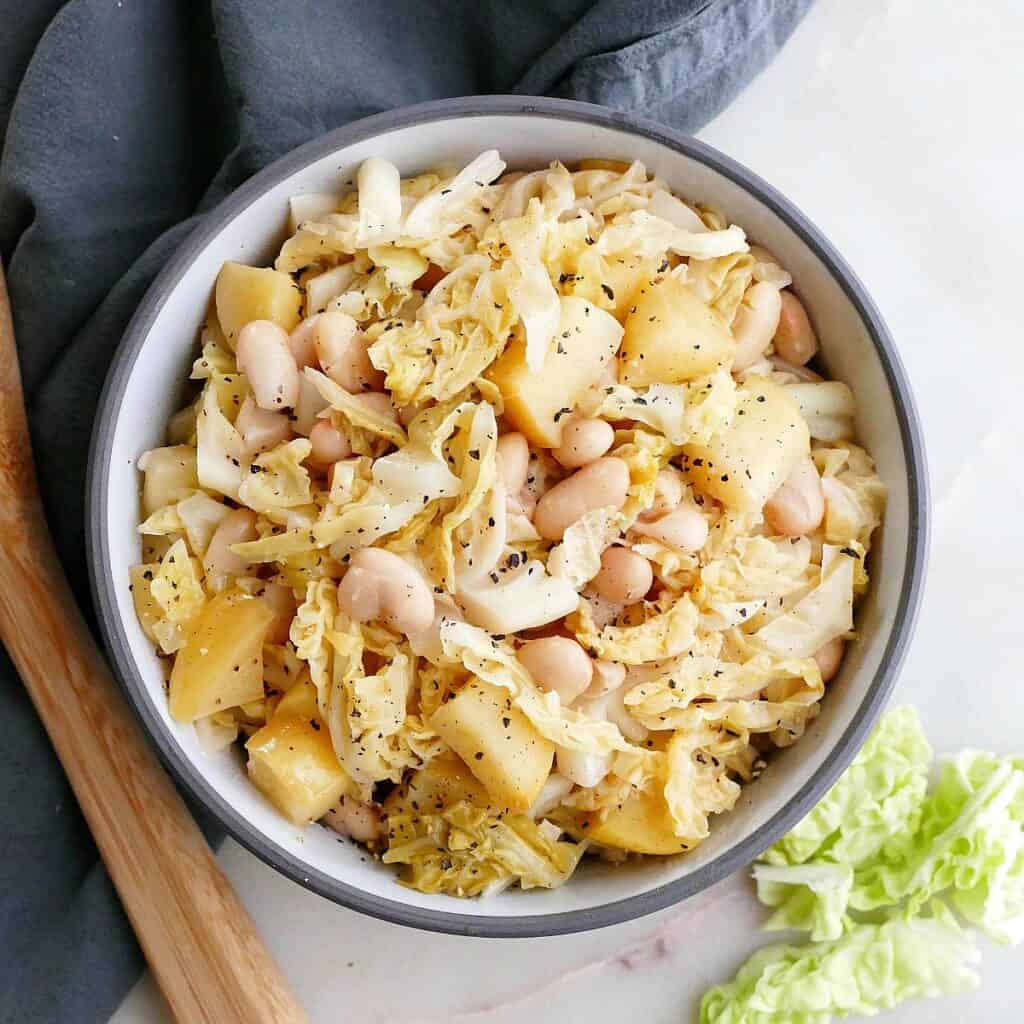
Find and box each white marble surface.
[112,2,1024,1020]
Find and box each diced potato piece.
[129,564,162,646]
[583,787,690,855]
[272,678,319,720]
[215,261,302,347]
[169,591,274,722]
[429,680,554,813]
[246,692,349,825]
[618,277,735,385]
[599,254,661,322]
[383,754,495,818]
[138,445,198,516]
[683,376,810,513]
[486,297,622,447]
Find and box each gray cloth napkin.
[0,1,811,1020]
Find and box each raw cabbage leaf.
[700,904,980,1024]
[762,705,933,868]
[754,706,1024,947]
[853,749,1024,944]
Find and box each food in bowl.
[130,150,885,898]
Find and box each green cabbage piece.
[754,706,932,940]
[699,904,979,1024]
[702,707,1024,1023]
[853,749,1024,943]
[755,707,1024,945]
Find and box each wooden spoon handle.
[0,266,309,1024]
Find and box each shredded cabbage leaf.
[664,726,743,844]
[383,800,586,897]
[237,439,313,513]
[753,545,858,659]
[573,592,699,665]
[147,538,206,653]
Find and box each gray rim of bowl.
[87,95,929,939]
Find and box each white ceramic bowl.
[88,97,928,937]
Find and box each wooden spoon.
[0,265,309,1024]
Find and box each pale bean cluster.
[731,285,819,372]
[232,311,390,469]
[336,547,435,637]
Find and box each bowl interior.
[92,103,922,935]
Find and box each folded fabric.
[0,1,812,1020]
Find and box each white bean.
[336,548,434,636]
[203,508,258,579]
[552,415,614,469]
[496,432,530,494]
[307,419,352,466]
[517,637,594,705]
[235,396,292,455]
[534,457,630,541]
[731,282,783,372]
[323,796,383,843]
[769,356,823,382]
[592,547,653,604]
[764,456,824,537]
[314,312,384,392]
[814,637,845,683]
[632,505,708,553]
[774,291,819,366]
[287,316,320,369]
[235,320,300,411]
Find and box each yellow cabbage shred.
[384,801,587,897]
